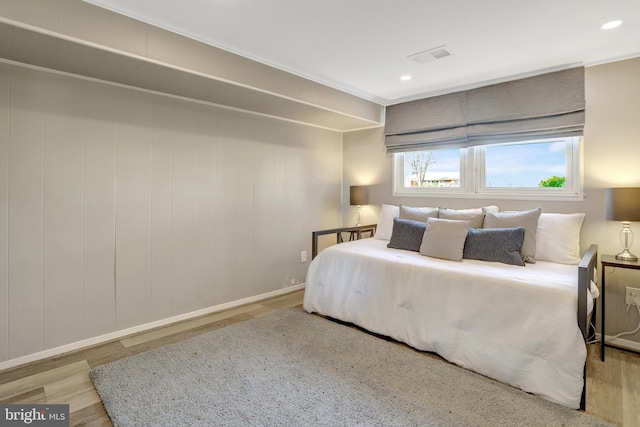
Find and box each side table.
[600,254,640,361]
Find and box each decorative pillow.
[482,205,500,215]
[438,205,499,228]
[374,204,399,240]
[483,208,541,263]
[463,227,526,266]
[387,218,427,252]
[438,205,499,215]
[535,213,585,264]
[419,218,470,261]
[438,208,484,228]
[399,205,439,223]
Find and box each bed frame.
[309,236,599,411]
[577,244,598,411]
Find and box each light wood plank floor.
[0,289,637,426]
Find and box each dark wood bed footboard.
[577,244,598,411]
[578,244,598,339]
[311,224,377,259]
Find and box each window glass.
[484,140,567,188]
[402,148,461,188]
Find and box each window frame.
[393,137,583,201]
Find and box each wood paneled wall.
[0,63,343,363]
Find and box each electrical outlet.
[626,286,640,306]
[300,250,307,263]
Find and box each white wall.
[343,57,640,346]
[584,57,640,346]
[0,63,343,363]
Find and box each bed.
[303,206,598,410]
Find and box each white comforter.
[303,238,591,409]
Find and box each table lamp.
[606,187,640,261]
[350,186,369,226]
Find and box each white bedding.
[303,238,593,409]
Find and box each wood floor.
[0,288,638,426]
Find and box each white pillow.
[374,204,399,240]
[535,213,585,264]
[482,205,500,215]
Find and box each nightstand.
[600,254,640,361]
[311,224,377,259]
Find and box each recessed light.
[602,20,622,30]
[400,75,412,81]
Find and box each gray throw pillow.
[419,217,470,261]
[483,208,541,263]
[399,205,439,223]
[387,217,427,252]
[463,227,526,266]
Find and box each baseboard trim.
[594,333,640,353]
[0,284,305,372]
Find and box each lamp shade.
[350,186,369,206]
[606,188,640,221]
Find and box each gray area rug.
[91,308,611,427]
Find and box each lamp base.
[615,250,638,262]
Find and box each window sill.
[392,189,584,202]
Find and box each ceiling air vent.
[408,46,452,64]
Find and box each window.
[394,137,582,200]
[402,148,462,188]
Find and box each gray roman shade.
[385,67,585,153]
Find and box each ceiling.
[84,0,640,106]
